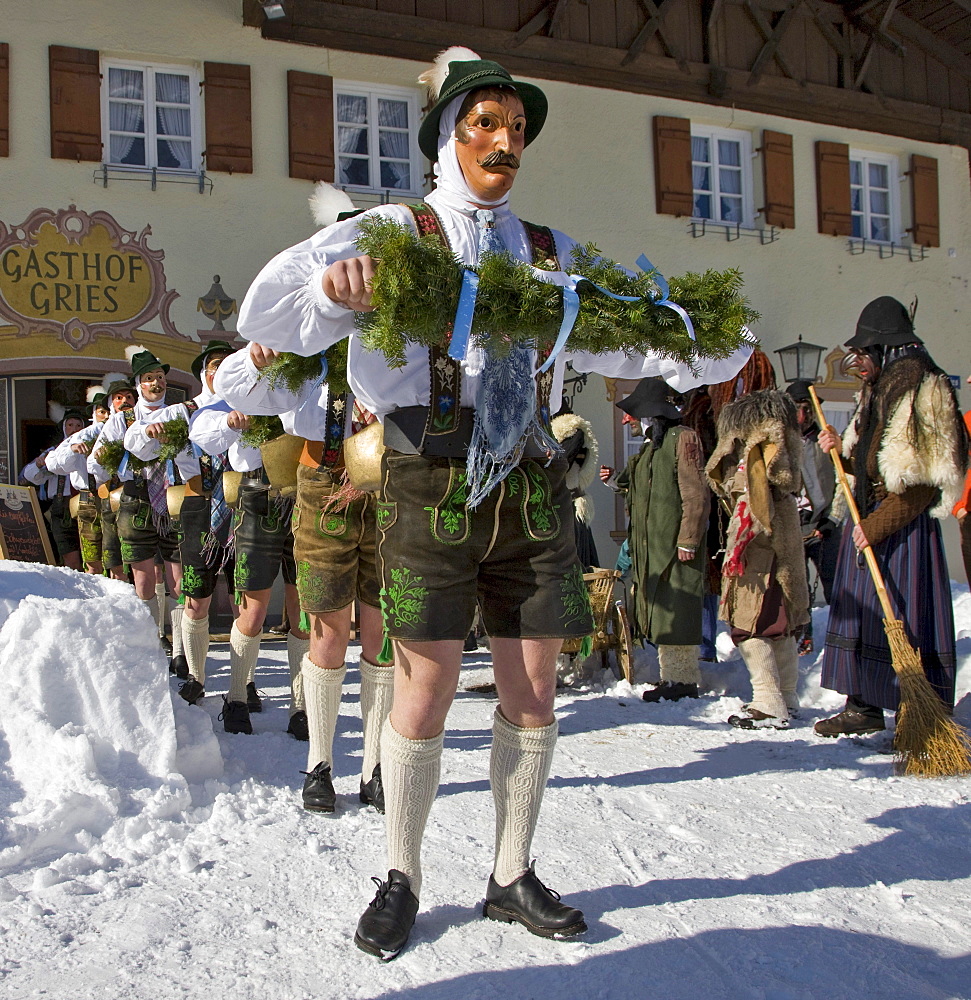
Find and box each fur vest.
[841,355,966,519]
[551,412,598,524]
[706,391,810,633]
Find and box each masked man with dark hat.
[604,378,710,700]
[125,341,240,705]
[234,46,753,959]
[815,297,967,736]
[88,348,185,667]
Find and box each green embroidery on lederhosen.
[375,500,396,531]
[234,549,251,591]
[120,540,137,563]
[380,567,429,631]
[518,464,560,541]
[296,558,326,608]
[317,507,349,538]
[425,465,470,545]
[181,564,205,597]
[79,533,101,565]
[559,563,593,629]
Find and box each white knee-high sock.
[141,595,159,636]
[382,718,443,899]
[359,656,395,783]
[287,632,310,714]
[657,644,702,685]
[775,636,800,711]
[738,637,788,719]
[182,614,210,685]
[169,600,185,659]
[229,623,261,703]
[490,709,558,888]
[302,656,345,770]
[155,582,167,636]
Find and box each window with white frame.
[335,83,422,196]
[101,60,200,172]
[691,126,754,227]
[849,150,900,243]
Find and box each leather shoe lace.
[354,870,419,961]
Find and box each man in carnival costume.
[235,47,753,959]
[815,297,967,736]
[88,348,185,670]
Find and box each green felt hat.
[106,379,134,398]
[418,58,547,162]
[191,340,236,381]
[130,350,170,380]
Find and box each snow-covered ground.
[1,560,970,1000]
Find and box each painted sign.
[0,205,181,350]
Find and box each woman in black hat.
[814,297,967,737]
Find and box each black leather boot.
[814,696,885,737]
[301,761,336,812]
[642,681,699,703]
[359,763,385,813]
[483,864,586,939]
[219,698,252,735]
[354,870,419,961]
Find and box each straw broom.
[808,385,971,777]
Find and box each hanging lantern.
[775,335,826,383]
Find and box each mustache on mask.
[478,150,520,170]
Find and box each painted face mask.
[454,95,526,203]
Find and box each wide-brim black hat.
[130,350,170,380]
[418,58,548,161]
[616,378,682,420]
[191,340,236,381]
[845,296,923,349]
[785,379,814,403]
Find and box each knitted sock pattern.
[169,600,185,659]
[154,582,167,636]
[229,623,261,703]
[286,632,310,713]
[490,709,558,888]
[182,613,209,685]
[381,718,443,899]
[739,637,787,719]
[302,655,345,772]
[658,643,702,685]
[774,635,800,711]
[141,595,159,635]
[359,656,395,783]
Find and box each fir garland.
[240,415,285,448]
[258,340,350,398]
[155,418,190,463]
[353,214,759,367]
[94,438,148,476]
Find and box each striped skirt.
[821,511,956,711]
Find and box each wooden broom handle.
[807,385,897,621]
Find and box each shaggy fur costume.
[706,390,809,634]
[550,412,598,524]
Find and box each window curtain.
[155,73,192,169]
[108,68,144,164]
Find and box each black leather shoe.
[814,697,885,737]
[301,761,336,812]
[178,678,205,705]
[483,864,586,939]
[286,710,309,741]
[359,763,385,813]
[354,870,419,961]
[169,655,189,680]
[220,698,252,735]
[642,681,699,703]
[160,634,173,657]
[246,682,263,713]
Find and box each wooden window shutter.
[287,70,334,182]
[203,62,252,174]
[49,45,101,162]
[908,154,939,248]
[0,44,9,157]
[653,116,693,217]
[815,140,851,236]
[761,130,794,229]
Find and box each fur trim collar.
[551,412,598,521]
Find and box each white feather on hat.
[418,46,481,101]
[308,182,355,228]
[85,385,103,403]
[101,371,128,391]
[124,344,148,364]
[48,401,66,423]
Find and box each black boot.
[301,761,336,813]
[177,678,205,705]
[814,696,885,737]
[220,698,252,735]
[483,864,586,939]
[286,710,309,741]
[354,870,419,961]
[169,654,189,680]
[359,763,385,813]
[642,681,699,703]
[246,682,263,713]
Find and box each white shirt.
[236,188,754,421]
[124,389,219,482]
[188,399,265,473]
[46,422,104,491]
[87,397,170,485]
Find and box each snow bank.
[0,563,222,876]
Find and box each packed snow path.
[1,562,969,1000]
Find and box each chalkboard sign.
[0,484,55,565]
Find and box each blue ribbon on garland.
[448,255,696,374]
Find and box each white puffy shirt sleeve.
[125,403,201,481]
[87,413,126,485]
[189,401,263,471]
[213,348,304,416]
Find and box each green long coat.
[619,426,707,645]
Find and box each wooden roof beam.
[874,8,971,84]
[745,0,807,87]
[509,1,575,49]
[622,0,688,71]
[853,0,898,89]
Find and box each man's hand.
[677,546,695,562]
[34,453,48,469]
[322,255,376,312]
[146,423,167,440]
[71,441,90,455]
[249,343,280,370]
[599,465,613,484]
[227,410,250,431]
[818,425,842,455]
[852,523,869,551]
